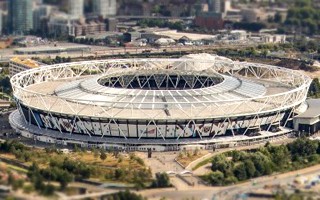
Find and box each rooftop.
[14,45,91,54]
[10,57,40,69]
[153,30,215,41]
[295,99,320,119]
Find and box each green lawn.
[6,163,28,173]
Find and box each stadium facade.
[9,55,312,151]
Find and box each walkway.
[138,163,320,200]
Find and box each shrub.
[100,150,107,161]
[151,172,171,188]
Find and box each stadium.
[9,54,312,151]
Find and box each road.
[219,163,320,200]
[0,43,256,62]
[57,190,119,200]
[138,164,320,200]
[137,135,320,200]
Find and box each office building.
[9,57,41,77]
[93,0,117,18]
[68,0,84,19]
[8,0,33,34]
[208,0,222,13]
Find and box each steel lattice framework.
[10,58,311,143]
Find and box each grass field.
[6,163,28,173]
[192,156,214,171]
[175,150,208,167]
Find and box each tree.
[211,155,233,176]
[57,170,73,190]
[169,22,184,31]
[230,150,246,162]
[78,165,91,179]
[42,184,55,196]
[274,12,282,23]
[308,78,320,97]
[251,152,273,176]
[159,5,171,16]
[287,138,318,160]
[193,148,200,156]
[151,172,171,188]
[316,141,320,154]
[0,75,12,94]
[23,184,34,194]
[284,2,319,35]
[114,168,125,180]
[7,173,15,186]
[11,179,24,191]
[112,190,145,200]
[244,159,256,178]
[224,176,238,185]
[295,0,312,7]
[233,162,247,181]
[93,148,99,159]
[267,145,290,168]
[73,144,80,152]
[55,56,62,63]
[100,150,107,161]
[62,158,76,172]
[40,166,73,190]
[27,162,40,181]
[207,171,224,186]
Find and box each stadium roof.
[11,57,311,120]
[295,99,320,119]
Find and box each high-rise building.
[8,0,33,34]
[208,0,222,13]
[34,0,43,5]
[224,0,231,12]
[68,0,84,19]
[93,0,117,18]
[0,11,3,35]
[33,5,54,33]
